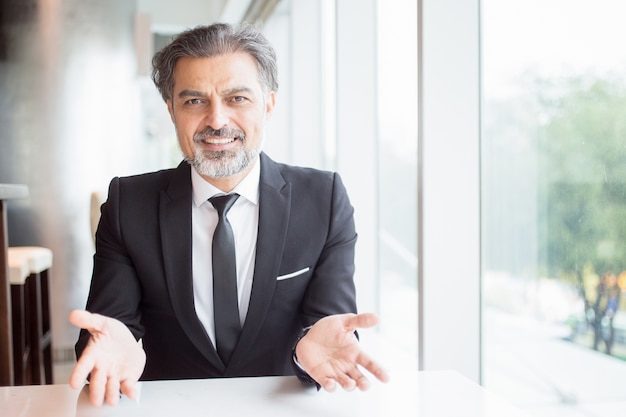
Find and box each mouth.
[194,128,245,146]
[201,136,238,145]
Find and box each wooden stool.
[8,254,31,385]
[8,247,53,385]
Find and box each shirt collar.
[191,157,261,207]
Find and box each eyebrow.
[222,87,254,96]
[177,89,206,98]
[176,86,255,99]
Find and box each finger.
[343,365,369,391]
[339,313,379,334]
[357,351,390,383]
[120,379,139,400]
[351,369,371,391]
[319,376,337,392]
[69,309,92,328]
[334,370,357,391]
[69,353,96,389]
[69,310,107,334]
[356,377,371,391]
[104,376,121,406]
[348,312,380,330]
[87,367,108,407]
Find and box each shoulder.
[260,153,338,189]
[115,164,183,185]
[112,162,187,188]
[108,162,190,203]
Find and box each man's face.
[167,52,275,185]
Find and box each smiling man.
[69,23,388,407]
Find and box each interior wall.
[0,0,141,356]
[137,0,227,33]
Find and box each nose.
[204,101,229,129]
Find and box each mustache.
[194,127,245,142]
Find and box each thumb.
[347,312,380,331]
[69,309,105,333]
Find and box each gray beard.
[186,146,260,178]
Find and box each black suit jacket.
[76,153,358,380]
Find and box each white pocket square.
[276,267,310,280]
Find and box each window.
[263,0,419,368]
[482,1,626,415]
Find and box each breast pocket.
[276,267,310,281]
[274,267,311,294]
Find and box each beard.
[184,127,263,178]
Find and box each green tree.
[535,76,626,278]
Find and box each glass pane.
[482,1,626,416]
[376,0,418,369]
[263,0,418,369]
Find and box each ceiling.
[137,0,279,34]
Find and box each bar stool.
[8,254,31,385]
[8,246,53,385]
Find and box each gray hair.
[151,22,279,102]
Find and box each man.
[70,22,388,407]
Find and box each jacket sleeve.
[299,171,358,326]
[75,177,144,359]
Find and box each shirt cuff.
[291,326,321,390]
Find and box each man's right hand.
[68,310,146,407]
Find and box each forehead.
[172,53,261,91]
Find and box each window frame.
[418,0,481,382]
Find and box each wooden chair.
[90,191,105,246]
[8,247,53,385]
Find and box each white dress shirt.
[190,159,260,345]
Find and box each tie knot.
[210,193,240,216]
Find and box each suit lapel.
[230,154,290,362]
[159,162,225,371]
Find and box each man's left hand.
[295,313,389,392]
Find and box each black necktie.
[210,193,241,365]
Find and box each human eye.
[229,96,247,104]
[185,98,203,105]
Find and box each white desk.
[1,370,529,416]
